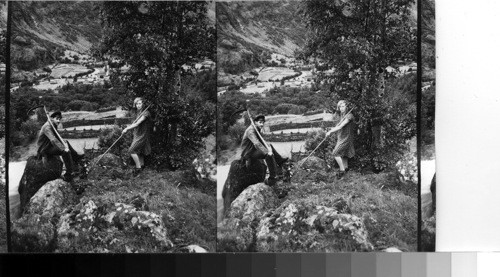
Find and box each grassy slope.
[289,169,417,251]
[70,168,216,253]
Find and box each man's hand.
[267,151,273,156]
[64,147,69,152]
[122,127,129,134]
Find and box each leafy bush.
[304,130,337,166]
[20,119,42,143]
[288,105,307,115]
[97,126,131,156]
[67,100,98,111]
[227,122,246,146]
[273,103,305,115]
[421,84,435,145]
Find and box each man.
[37,111,76,182]
[240,114,286,186]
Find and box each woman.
[122,97,151,174]
[326,100,355,178]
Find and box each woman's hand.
[122,127,129,134]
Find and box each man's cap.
[253,114,265,122]
[50,111,62,118]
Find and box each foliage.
[67,100,99,111]
[227,122,246,147]
[97,126,131,156]
[422,0,435,68]
[0,29,5,64]
[304,130,337,165]
[0,106,4,139]
[421,84,435,144]
[98,1,216,169]
[20,119,43,144]
[301,0,417,170]
[273,103,306,115]
[422,0,435,147]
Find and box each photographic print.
[217,0,418,252]
[420,0,435,252]
[8,1,216,253]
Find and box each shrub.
[66,100,93,111]
[97,126,131,156]
[81,101,99,111]
[20,119,42,143]
[288,105,306,115]
[304,130,337,165]
[227,122,246,146]
[273,103,298,114]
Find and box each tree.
[301,0,417,170]
[98,1,216,169]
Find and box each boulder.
[55,199,99,252]
[12,179,77,252]
[25,179,77,218]
[227,183,277,224]
[221,159,266,215]
[56,200,173,252]
[255,201,373,252]
[11,214,56,252]
[56,213,82,252]
[297,156,327,171]
[217,183,277,252]
[105,203,173,248]
[18,155,63,213]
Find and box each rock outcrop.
[24,179,77,217]
[56,200,173,252]
[12,179,75,252]
[217,183,277,252]
[221,159,266,215]
[255,201,373,252]
[18,155,63,213]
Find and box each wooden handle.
[44,107,68,149]
[246,100,270,151]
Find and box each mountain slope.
[217,1,307,74]
[11,1,102,71]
